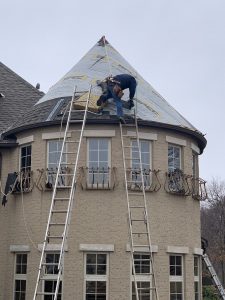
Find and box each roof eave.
[2,119,207,154]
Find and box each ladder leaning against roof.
[203,253,225,299]
[120,112,159,300]
[33,85,92,300]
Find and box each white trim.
[42,132,71,140]
[17,135,34,145]
[38,244,68,252]
[167,246,189,254]
[10,245,30,252]
[126,243,158,253]
[83,130,115,137]
[126,131,157,140]
[84,252,109,300]
[80,244,114,252]
[193,248,203,255]
[166,136,187,146]
[191,143,200,154]
[87,138,111,188]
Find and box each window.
[14,253,27,300]
[20,145,32,173]
[85,253,108,300]
[168,144,181,172]
[169,255,183,300]
[132,254,151,300]
[192,152,198,178]
[194,256,200,300]
[20,145,32,190]
[47,140,66,188]
[43,253,62,300]
[87,138,110,186]
[131,140,151,187]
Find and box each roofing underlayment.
[2,37,206,152]
[36,37,197,131]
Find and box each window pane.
[99,139,108,150]
[86,281,96,293]
[97,281,106,293]
[87,254,96,264]
[99,150,108,162]
[89,151,98,162]
[89,139,98,150]
[97,254,106,264]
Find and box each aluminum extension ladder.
[120,114,159,300]
[33,86,91,300]
[203,253,225,299]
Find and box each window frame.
[194,255,201,300]
[84,252,109,300]
[168,144,182,172]
[130,139,152,188]
[130,253,152,300]
[169,254,184,300]
[42,252,63,300]
[13,253,28,300]
[46,140,67,188]
[19,144,32,172]
[86,138,111,188]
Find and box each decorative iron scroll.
[126,168,161,192]
[35,167,71,191]
[79,167,117,190]
[164,169,191,196]
[191,177,207,201]
[12,170,34,193]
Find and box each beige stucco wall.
[0,124,203,300]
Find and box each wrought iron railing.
[35,167,71,191]
[79,167,117,190]
[126,168,161,192]
[191,177,207,201]
[164,169,191,196]
[12,170,34,193]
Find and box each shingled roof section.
[0,62,44,133]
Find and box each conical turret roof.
[3,37,206,152]
[37,37,194,130]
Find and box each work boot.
[128,100,134,109]
[119,116,126,124]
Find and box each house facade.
[0,37,207,300]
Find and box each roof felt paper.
[36,36,196,131]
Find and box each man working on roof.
[96,74,137,122]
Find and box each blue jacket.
[113,74,137,99]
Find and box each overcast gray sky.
[1,0,225,182]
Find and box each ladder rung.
[65,140,80,143]
[47,235,63,239]
[60,163,75,165]
[62,151,77,154]
[122,124,136,127]
[133,244,150,247]
[125,157,140,160]
[54,197,70,200]
[67,129,82,132]
[72,109,86,112]
[130,206,145,208]
[49,223,65,226]
[131,219,146,222]
[58,173,73,176]
[56,185,72,189]
[132,232,148,235]
[36,292,55,296]
[127,180,142,183]
[128,193,143,196]
[123,146,139,149]
[52,210,67,213]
